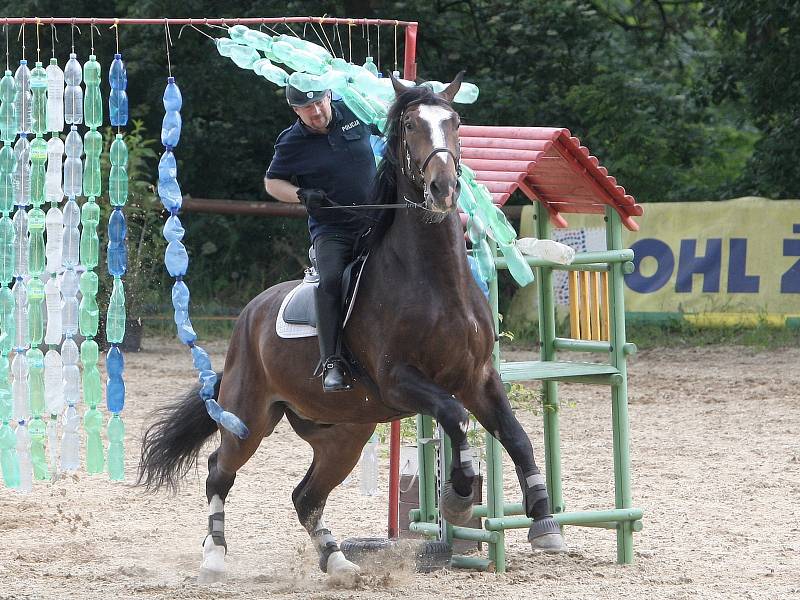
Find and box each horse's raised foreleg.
[285,410,374,583]
[383,364,477,526]
[466,370,566,552]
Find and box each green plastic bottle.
[83,405,104,474]
[0,70,17,143]
[78,270,99,337]
[107,414,124,481]
[106,278,126,344]
[82,130,102,198]
[80,339,102,409]
[83,56,103,128]
[27,348,49,480]
[0,216,15,282]
[109,135,128,207]
[79,199,100,268]
[30,62,47,135]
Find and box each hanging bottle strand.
[157,73,248,440]
[105,47,128,481]
[80,51,104,475]
[12,43,33,491]
[26,52,49,481]
[44,46,65,475]
[0,57,18,487]
[60,45,84,474]
[218,26,532,287]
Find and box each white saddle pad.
[276,283,318,339]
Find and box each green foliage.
[0,0,793,313]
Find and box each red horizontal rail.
[462,147,544,161]
[1,16,417,27]
[460,125,569,140]
[460,136,554,152]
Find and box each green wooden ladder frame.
[409,204,643,571]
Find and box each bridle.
[399,100,462,209]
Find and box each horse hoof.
[439,481,474,526]
[197,567,226,584]
[528,516,567,553]
[326,551,361,587]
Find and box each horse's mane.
[364,84,453,248]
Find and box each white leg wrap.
[198,495,227,584]
[326,550,361,584]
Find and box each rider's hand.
[296,188,331,211]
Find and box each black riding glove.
[296,188,331,212]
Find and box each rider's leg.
[313,232,356,391]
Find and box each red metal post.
[403,23,418,81]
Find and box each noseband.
[399,101,462,208]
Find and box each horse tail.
[137,372,222,493]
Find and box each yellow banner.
[511,197,800,325]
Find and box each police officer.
[264,85,379,392]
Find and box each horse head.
[389,72,464,220]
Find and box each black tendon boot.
[516,466,567,551]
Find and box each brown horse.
[138,74,565,584]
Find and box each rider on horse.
[264,85,381,392]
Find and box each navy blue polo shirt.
[266,101,380,240]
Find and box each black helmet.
[285,85,329,107]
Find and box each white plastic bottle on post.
[360,432,379,496]
[516,237,576,265]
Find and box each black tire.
[340,537,452,573]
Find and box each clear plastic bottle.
[12,207,28,277]
[60,403,80,472]
[63,126,82,198]
[44,274,62,345]
[45,136,64,204]
[12,278,29,350]
[14,60,32,133]
[61,199,79,267]
[11,352,29,420]
[60,336,80,408]
[360,432,379,496]
[45,58,64,133]
[63,53,83,125]
[13,136,31,206]
[60,267,79,337]
[44,348,63,416]
[16,423,32,493]
[44,206,63,275]
[30,62,47,136]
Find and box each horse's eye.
[404,121,414,130]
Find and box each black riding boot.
[314,285,349,392]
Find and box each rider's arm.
[264,177,300,204]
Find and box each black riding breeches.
[313,232,359,360]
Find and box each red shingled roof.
[459,126,643,231]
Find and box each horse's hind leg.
[285,410,374,583]
[199,370,284,583]
[466,371,566,552]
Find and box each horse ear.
[389,71,407,97]
[439,71,465,103]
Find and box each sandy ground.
[0,338,798,600]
